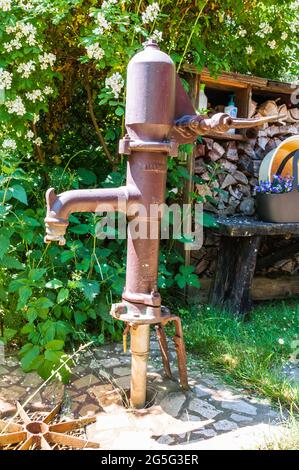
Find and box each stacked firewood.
[191,100,299,277]
[194,124,299,217]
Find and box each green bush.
[0,0,298,380]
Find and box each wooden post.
[210,235,261,317]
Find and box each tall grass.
[180,300,299,410]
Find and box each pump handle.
[172,112,287,143]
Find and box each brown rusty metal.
[172,112,285,143]
[155,324,173,380]
[44,39,280,408]
[0,402,100,450]
[44,185,141,246]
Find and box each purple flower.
[255,174,295,194]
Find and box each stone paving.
[0,336,286,450]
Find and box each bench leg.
[210,235,261,318]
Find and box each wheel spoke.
[17,402,31,425]
[18,436,33,450]
[0,431,27,447]
[49,416,96,433]
[40,436,52,450]
[46,431,100,449]
[0,419,22,433]
[43,402,62,424]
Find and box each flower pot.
[256,191,299,223]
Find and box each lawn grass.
[179,299,299,411]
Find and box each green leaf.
[23,215,40,227]
[41,321,56,343]
[3,328,17,343]
[29,268,46,282]
[55,321,72,339]
[17,286,32,310]
[57,288,69,304]
[26,307,38,323]
[203,212,218,228]
[10,184,28,205]
[0,286,7,301]
[97,333,105,345]
[115,106,124,116]
[34,297,54,310]
[1,255,24,270]
[46,279,63,289]
[70,224,90,235]
[78,167,97,185]
[37,359,54,380]
[21,324,35,335]
[60,251,75,263]
[87,308,96,319]
[74,311,87,325]
[79,279,99,303]
[0,234,10,259]
[21,345,40,372]
[30,355,45,371]
[45,339,64,351]
[45,349,64,362]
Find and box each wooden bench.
[209,216,299,317]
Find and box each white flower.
[2,138,16,150]
[105,72,124,99]
[256,22,273,38]
[0,68,13,90]
[17,60,36,79]
[278,338,284,345]
[33,112,40,124]
[101,0,117,9]
[142,2,160,24]
[94,11,110,35]
[5,25,16,34]
[290,23,297,33]
[38,52,56,70]
[3,42,13,52]
[267,39,276,49]
[151,29,163,42]
[44,86,54,95]
[25,89,43,102]
[86,43,105,60]
[18,0,34,10]
[238,28,247,37]
[25,129,34,140]
[6,96,26,116]
[246,46,254,54]
[34,137,42,146]
[290,1,299,10]
[17,22,36,36]
[281,32,288,40]
[0,0,11,11]
[12,39,22,49]
[27,34,37,46]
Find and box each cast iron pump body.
[45,40,280,409]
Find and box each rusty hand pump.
[44,40,279,409]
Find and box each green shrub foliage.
[0,0,298,380]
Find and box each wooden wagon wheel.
[0,402,100,450]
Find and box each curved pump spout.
[44,185,141,246]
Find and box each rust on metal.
[0,402,100,450]
[44,39,282,409]
[155,324,172,380]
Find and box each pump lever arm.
[172,112,286,143]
